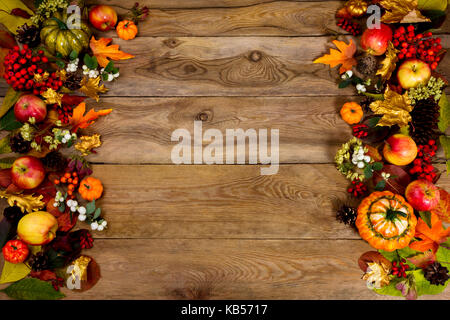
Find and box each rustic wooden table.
[1,0,450,300]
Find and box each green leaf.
[375,180,386,191]
[0,88,21,120]
[373,278,403,297]
[83,54,98,70]
[436,246,450,270]
[69,50,78,61]
[0,261,30,284]
[102,72,108,81]
[364,165,373,179]
[86,200,96,215]
[372,162,383,171]
[418,0,447,11]
[411,269,448,296]
[104,61,114,73]
[93,207,101,220]
[0,278,65,300]
[0,136,11,154]
[0,0,33,34]
[440,135,450,174]
[0,157,16,169]
[419,211,432,228]
[338,80,351,89]
[55,60,65,68]
[367,117,380,128]
[58,203,65,213]
[0,108,22,131]
[438,94,450,133]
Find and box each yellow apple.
[17,211,58,245]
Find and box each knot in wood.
[163,38,182,49]
[184,64,197,74]
[195,110,212,122]
[249,50,263,62]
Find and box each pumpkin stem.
[385,208,407,221]
[51,17,68,30]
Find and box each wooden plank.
[92,0,450,36]
[78,96,352,164]
[1,238,448,300]
[22,163,440,240]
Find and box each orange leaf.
[69,102,112,132]
[431,189,450,223]
[89,36,134,68]
[409,212,450,253]
[0,48,10,77]
[313,39,357,74]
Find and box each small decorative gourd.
[340,102,363,124]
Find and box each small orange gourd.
[340,102,363,124]
[78,177,103,201]
[356,191,417,252]
[116,20,138,40]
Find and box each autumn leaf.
[369,87,413,127]
[380,0,430,23]
[79,77,108,102]
[0,190,45,213]
[409,212,450,253]
[407,250,436,268]
[377,42,399,81]
[431,189,450,223]
[0,0,33,34]
[89,36,134,68]
[41,88,63,106]
[313,39,357,74]
[69,102,112,132]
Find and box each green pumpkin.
[40,11,91,58]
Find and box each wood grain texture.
[91,0,450,36]
[1,238,448,300]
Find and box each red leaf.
[10,8,31,19]
[57,212,78,232]
[61,94,86,107]
[46,197,63,218]
[407,251,436,268]
[0,169,12,188]
[373,164,411,194]
[30,270,57,281]
[26,176,57,205]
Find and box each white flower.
[364,155,371,163]
[357,161,365,169]
[64,133,71,140]
[357,154,365,161]
[61,138,67,143]
[78,206,86,215]
[91,222,98,230]
[356,84,367,92]
[53,202,58,207]
[113,72,119,78]
[107,74,114,82]
[67,199,73,207]
[70,206,77,212]
[78,214,86,221]
[72,200,78,207]
[97,225,104,231]
[82,65,88,70]
[101,221,107,227]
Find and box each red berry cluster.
[409,140,437,182]
[3,45,63,94]
[393,25,443,70]
[80,231,94,249]
[52,104,74,124]
[392,259,409,278]
[352,124,369,139]
[51,277,65,291]
[337,18,362,36]
[347,180,368,197]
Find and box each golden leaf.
[41,88,63,106]
[380,0,430,23]
[0,190,45,213]
[75,134,102,156]
[56,69,67,82]
[376,42,399,81]
[362,262,391,288]
[90,36,134,68]
[369,87,413,127]
[33,71,49,83]
[79,77,108,102]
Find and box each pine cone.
[16,23,40,47]
[64,72,82,91]
[29,252,50,271]
[410,99,440,145]
[356,55,378,76]
[42,151,67,171]
[336,205,357,226]
[9,134,31,154]
[424,262,449,286]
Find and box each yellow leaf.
[0,261,30,284]
[0,190,45,213]
[41,88,63,106]
[89,36,134,68]
[380,0,430,23]
[79,76,108,102]
[376,42,399,81]
[0,0,32,34]
[313,39,357,74]
[74,134,102,156]
[369,87,413,127]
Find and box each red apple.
[397,59,431,89]
[17,211,58,245]
[11,156,45,190]
[14,94,47,123]
[405,180,440,211]
[383,134,417,166]
[361,23,393,56]
[89,5,118,31]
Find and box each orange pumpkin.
[116,20,138,40]
[78,177,103,201]
[340,102,363,125]
[356,191,417,252]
